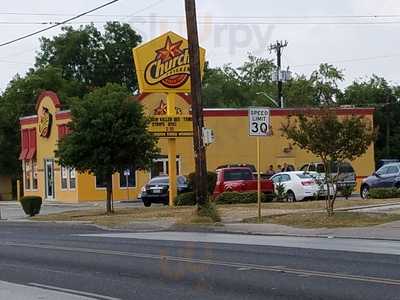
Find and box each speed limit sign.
[248,107,271,136]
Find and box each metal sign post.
[167,93,177,207]
[124,169,130,201]
[248,107,271,223]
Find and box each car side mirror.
[373,172,380,177]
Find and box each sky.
[0,0,400,92]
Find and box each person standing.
[266,165,275,177]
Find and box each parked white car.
[270,171,322,202]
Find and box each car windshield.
[223,169,252,181]
[149,177,169,184]
[149,176,186,185]
[296,174,313,179]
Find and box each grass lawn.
[265,198,400,210]
[243,212,400,228]
[33,206,194,227]
[32,197,400,228]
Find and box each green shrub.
[369,188,400,199]
[197,201,221,222]
[340,184,355,199]
[174,192,196,206]
[188,171,217,195]
[215,192,267,204]
[274,182,287,201]
[20,196,42,216]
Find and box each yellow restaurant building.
[19,90,375,203]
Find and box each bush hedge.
[174,192,196,206]
[188,171,217,195]
[369,188,400,199]
[20,196,42,216]
[215,192,267,204]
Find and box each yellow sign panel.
[133,31,206,93]
[148,115,193,137]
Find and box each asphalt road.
[0,222,399,300]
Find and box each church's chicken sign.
[133,31,206,93]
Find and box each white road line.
[77,231,400,256]
[0,280,96,299]
[29,283,120,300]
[3,241,400,286]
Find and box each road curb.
[169,224,400,242]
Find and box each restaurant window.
[61,166,76,190]
[61,166,68,190]
[120,167,136,188]
[24,160,31,190]
[69,168,76,189]
[96,174,107,189]
[32,160,38,190]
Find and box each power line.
[3,20,400,26]
[293,53,400,68]
[2,12,400,19]
[0,0,120,47]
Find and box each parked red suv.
[213,167,274,198]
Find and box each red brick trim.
[35,91,61,111]
[20,116,38,126]
[56,111,71,120]
[203,108,375,117]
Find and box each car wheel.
[287,191,296,202]
[360,185,369,199]
[143,200,151,207]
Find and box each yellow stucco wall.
[21,92,375,202]
[0,176,12,200]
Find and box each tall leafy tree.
[283,75,315,107]
[339,75,399,161]
[36,22,142,92]
[310,63,344,105]
[281,108,376,216]
[56,84,159,213]
[202,54,276,108]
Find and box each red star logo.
[155,36,183,63]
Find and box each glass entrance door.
[151,156,181,178]
[44,159,55,200]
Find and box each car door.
[278,174,292,192]
[381,165,400,188]
[371,165,390,188]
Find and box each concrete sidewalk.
[172,202,400,241]
[0,200,141,221]
[214,221,400,241]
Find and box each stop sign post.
[248,107,271,222]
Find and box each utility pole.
[185,0,208,207]
[269,40,288,108]
[385,95,391,157]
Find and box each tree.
[0,66,85,179]
[281,108,376,216]
[310,63,344,105]
[283,74,315,107]
[202,54,276,108]
[339,75,400,162]
[36,22,142,92]
[56,83,159,213]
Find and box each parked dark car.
[140,175,189,207]
[299,161,356,190]
[376,159,400,170]
[360,163,400,199]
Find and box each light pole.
[256,92,280,108]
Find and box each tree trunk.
[106,174,113,214]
